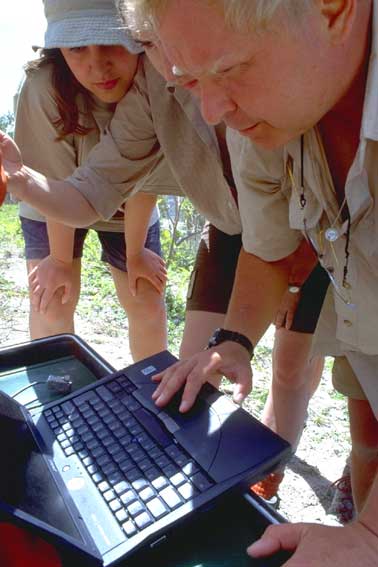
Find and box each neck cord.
[299,134,352,289]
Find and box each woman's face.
[60,45,138,103]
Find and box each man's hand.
[275,288,301,330]
[152,341,252,412]
[127,248,167,296]
[28,256,74,313]
[247,520,378,566]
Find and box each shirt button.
[343,319,353,327]
[228,201,233,209]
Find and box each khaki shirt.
[228,2,378,411]
[14,64,158,232]
[68,56,241,236]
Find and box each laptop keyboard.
[43,374,214,538]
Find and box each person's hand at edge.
[247,520,378,566]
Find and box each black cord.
[343,210,352,289]
[11,381,46,399]
[300,134,306,209]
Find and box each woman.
[15,0,167,362]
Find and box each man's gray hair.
[117,0,312,34]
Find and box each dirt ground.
[0,256,351,527]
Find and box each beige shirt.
[14,64,158,232]
[68,56,241,236]
[228,2,378,411]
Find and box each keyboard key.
[102,462,118,476]
[92,445,106,458]
[119,458,135,474]
[103,489,116,502]
[116,509,128,523]
[87,464,99,475]
[170,472,186,487]
[98,481,110,493]
[178,482,198,501]
[139,486,155,502]
[159,486,182,510]
[92,472,104,484]
[162,464,179,478]
[152,476,169,491]
[114,481,129,495]
[182,461,200,477]
[97,386,114,402]
[83,456,94,467]
[147,498,169,520]
[127,500,144,518]
[134,511,153,530]
[109,499,122,512]
[122,520,137,537]
[145,467,160,482]
[73,391,100,406]
[120,490,137,506]
[132,478,149,492]
[190,473,214,492]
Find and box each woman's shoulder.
[18,63,56,109]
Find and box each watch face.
[288,285,301,294]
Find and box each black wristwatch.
[207,328,254,359]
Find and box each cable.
[11,381,47,399]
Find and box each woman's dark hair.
[26,49,94,139]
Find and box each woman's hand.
[28,255,74,313]
[127,248,167,296]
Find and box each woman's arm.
[124,192,167,295]
[28,220,76,313]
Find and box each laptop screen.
[0,393,84,544]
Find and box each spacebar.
[134,407,172,448]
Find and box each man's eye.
[69,47,85,53]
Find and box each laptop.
[0,350,291,566]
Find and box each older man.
[117,0,378,565]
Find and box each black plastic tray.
[120,491,291,566]
[0,334,115,411]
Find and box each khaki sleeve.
[15,66,77,178]
[68,62,181,220]
[227,130,302,261]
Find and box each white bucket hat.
[35,0,143,53]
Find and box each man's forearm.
[10,166,98,227]
[224,247,292,345]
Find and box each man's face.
[147,0,354,149]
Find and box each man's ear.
[319,0,356,40]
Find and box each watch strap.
[207,328,254,359]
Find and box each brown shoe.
[251,472,285,501]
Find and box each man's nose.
[199,79,237,125]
